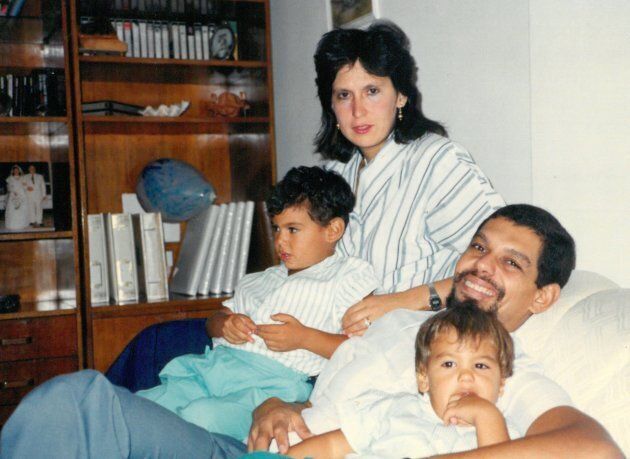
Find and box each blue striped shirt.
[326,133,505,293]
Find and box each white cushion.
[535,289,629,455]
[515,270,618,358]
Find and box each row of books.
[0,71,66,117]
[110,0,219,15]
[171,201,254,297]
[0,0,25,17]
[109,19,236,60]
[88,212,169,305]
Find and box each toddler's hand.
[256,313,305,352]
[442,393,500,428]
[222,313,257,344]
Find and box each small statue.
[204,91,250,117]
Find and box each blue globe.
[136,159,216,222]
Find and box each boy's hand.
[256,313,306,352]
[442,393,502,427]
[222,313,257,344]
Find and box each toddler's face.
[271,204,337,274]
[417,328,505,419]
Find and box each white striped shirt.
[326,133,505,293]
[213,252,380,376]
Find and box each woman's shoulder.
[403,133,478,168]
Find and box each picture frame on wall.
[0,161,54,233]
[326,0,380,30]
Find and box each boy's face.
[417,327,505,419]
[271,204,340,274]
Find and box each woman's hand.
[247,397,312,454]
[256,313,306,352]
[341,294,397,336]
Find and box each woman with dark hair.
[314,21,504,335]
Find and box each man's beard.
[446,269,505,313]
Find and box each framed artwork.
[326,0,380,30]
[0,161,54,233]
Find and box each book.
[171,23,180,59]
[147,22,155,58]
[82,100,142,116]
[105,213,139,304]
[87,214,110,305]
[132,213,169,301]
[235,200,255,287]
[8,0,26,17]
[194,24,203,60]
[131,20,141,57]
[123,21,133,57]
[201,25,210,60]
[222,201,246,294]
[209,202,236,295]
[139,21,148,57]
[153,22,162,58]
[179,23,187,59]
[170,205,220,296]
[197,203,227,295]
[160,22,169,58]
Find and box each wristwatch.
[428,283,442,311]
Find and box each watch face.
[210,26,235,60]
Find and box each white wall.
[270,0,629,286]
[529,0,630,286]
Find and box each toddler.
[138,166,379,441]
[287,303,517,457]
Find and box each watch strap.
[428,283,442,311]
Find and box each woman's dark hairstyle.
[266,166,355,226]
[314,20,447,162]
[479,204,576,288]
[415,303,514,379]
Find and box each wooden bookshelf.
[0,0,82,427]
[69,0,277,370]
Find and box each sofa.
[107,270,629,455]
[514,270,629,454]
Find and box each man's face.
[451,217,543,332]
[28,165,35,174]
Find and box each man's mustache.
[451,269,506,304]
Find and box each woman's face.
[331,60,407,160]
[11,167,20,177]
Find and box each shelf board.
[0,230,73,242]
[78,54,267,68]
[90,294,228,319]
[0,117,69,135]
[0,299,76,321]
[82,115,269,124]
[0,116,68,124]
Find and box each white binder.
[87,213,110,305]
[222,201,246,294]
[170,205,219,296]
[105,213,139,304]
[132,212,169,301]
[197,204,227,295]
[234,201,255,287]
[209,202,236,295]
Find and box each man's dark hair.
[480,204,576,288]
[415,303,514,379]
[313,20,447,162]
[266,166,355,226]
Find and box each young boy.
[137,166,379,442]
[286,304,518,458]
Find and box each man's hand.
[222,313,257,344]
[256,313,306,352]
[341,295,396,336]
[248,397,312,454]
